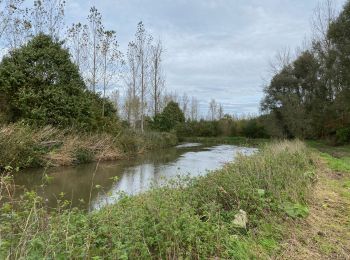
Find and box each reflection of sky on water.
[175,143,202,148]
[92,145,257,210]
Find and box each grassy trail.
[278,145,350,259]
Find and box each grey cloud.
[66,0,347,116]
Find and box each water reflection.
[14,144,257,210]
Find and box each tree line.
[262,0,350,143]
[0,0,229,133]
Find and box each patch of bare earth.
[277,162,350,260]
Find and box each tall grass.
[0,140,316,259]
[0,123,178,169]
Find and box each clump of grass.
[0,123,45,168]
[117,130,178,154]
[0,140,316,259]
[0,123,178,169]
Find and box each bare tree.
[29,0,65,39]
[268,47,292,75]
[160,91,179,111]
[150,39,164,117]
[1,0,65,50]
[86,6,103,92]
[311,0,337,50]
[208,99,217,121]
[181,93,189,119]
[190,96,199,121]
[134,21,152,132]
[0,0,24,43]
[110,89,120,116]
[125,41,140,128]
[66,22,89,71]
[218,104,224,119]
[100,30,122,116]
[123,86,134,124]
[1,0,30,49]
[0,0,9,41]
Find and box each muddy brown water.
[14,143,257,210]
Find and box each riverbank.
[1,140,319,258]
[277,142,350,259]
[0,123,178,169]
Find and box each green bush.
[242,119,268,138]
[176,117,268,139]
[0,34,119,132]
[151,101,185,132]
[74,148,94,164]
[336,127,350,144]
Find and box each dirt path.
[277,161,350,259]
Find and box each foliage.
[0,34,118,131]
[336,127,350,144]
[176,116,269,139]
[241,118,268,138]
[0,141,316,258]
[261,2,350,142]
[151,101,185,132]
[281,202,309,218]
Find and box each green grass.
[307,140,350,173]
[307,140,350,158]
[0,140,315,259]
[319,152,350,173]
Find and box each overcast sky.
[66,0,346,116]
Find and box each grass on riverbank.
[0,140,317,259]
[307,140,350,172]
[0,123,178,169]
[278,141,350,259]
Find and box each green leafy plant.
[282,202,309,218]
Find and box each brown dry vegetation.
[44,132,123,166]
[277,157,350,259]
[0,123,178,169]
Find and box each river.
[14,143,257,210]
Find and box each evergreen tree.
[0,34,117,130]
[151,101,185,132]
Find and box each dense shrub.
[241,119,268,138]
[176,117,268,139]
[336,127,350,144]
[150,101,185,132]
